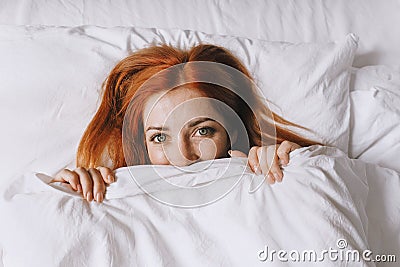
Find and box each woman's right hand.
[229,141,301,184]
[50,166,115,203]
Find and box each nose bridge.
[178,131,200,162]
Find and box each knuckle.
[75,167,86,172]
[281,140,290,146]
[96,166,110,175]
[249,146,258,155]
[58,169,70,177]
[276,144,285,151]
[97,166,109,172]
[276,149,287,157]
[61,168,70,174]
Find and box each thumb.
[228,149,248,158]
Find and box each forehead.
[143,88,225,128]
[149,87,205,109]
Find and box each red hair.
[77,44,318,169]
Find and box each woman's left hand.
[229,141,301,184]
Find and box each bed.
[0,1,399,266]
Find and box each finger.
[52,169,80,191]
[75,167,93,202]
[88,168,105,203]
[247,146,261,175]
[96,166,115,184]
[277,141,300,166]
[266,173,276,184]
[257,146,274,177]
[228,150,248,158]
[257,146,280,184]
[269,147,283,183]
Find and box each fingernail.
[86,192,92,202]
[77,184,82,193]
[228,150,232,156]
[96,192,103,203]
[267,174,275,184]
[273,172,281,182]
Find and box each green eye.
[198,128,208,135]
[196,127,215,136]
[153,134,166,143]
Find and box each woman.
[52,44,318,202]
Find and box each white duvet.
[0,146,399,266]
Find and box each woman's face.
[143,88,232,166]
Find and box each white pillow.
[349,65,400,172]
[0,25,357,184]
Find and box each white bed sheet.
[1,0,400,67]
[2,146,399,266]
[349,65,400,172]
[349,89,400,172]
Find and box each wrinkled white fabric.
[349,65,400,170]
[351,65,400,93]
[349,88,400,172]
[1,146,398,266]
[0,0,398,67]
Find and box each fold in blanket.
[1,145,399,267]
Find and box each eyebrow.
[187,117,216,128]
[145,117,216,133]
[145,126,169,132]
